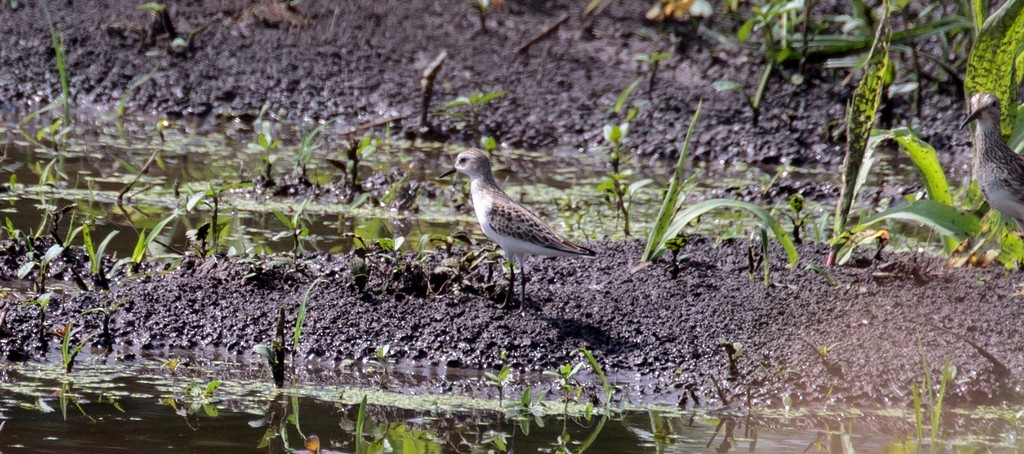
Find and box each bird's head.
[961,92,1001,130]
[439,149,491,180]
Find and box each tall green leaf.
[663,199,799,267]
[641,102,701,262]
[833,39,890,238]
[884,127,958,252]
[964,0,1024,138]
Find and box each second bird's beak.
[960,110,982,130]
[439,168,457,179]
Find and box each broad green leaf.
[42,244,64,264]
[642,102,701,262]
[272,210,294,230]
[964,0,1024,137]
[885,127,957,252]
[854,200,980,239]
[664,199,799,267]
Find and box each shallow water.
[3,362,1020,453]
[0,114,932,262]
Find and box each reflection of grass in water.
[4,362,1023,451]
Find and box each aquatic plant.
[17,243,63,294]
[136,2,177,43]
[272,199,311,253]
[82,298,126,348]
[419,51,448,130]
[641,103,701,262]
[597,114,652,238]
[436,90,507,139]
[185,183,246,255]
[329,133,381,193]
[250,122,283,183]
[159,356,182,375]
[964,0,1024,138]
[544,361,585,423]
[81,223,118,291]
[130,210,179,271]
[484,351,512,406]
[640,103,797,267]
[786,194,806,244]
[294,122,326,180]
[21,292,53,344]
[634,50,673,100]
[368,344,395,386]
[732,0,806,115]
[479,135,498,155]
[912,355,956,449]
[253,306,287,388]
[292,277,323,376]
[181,379,221,417]
[46,1,70,124]
[56,321,93,374]
[580,348,618,412]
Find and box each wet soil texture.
[2,237,1022,409]
[1,0,970,169]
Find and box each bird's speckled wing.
[486,200,595,256]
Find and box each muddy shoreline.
[1,0,972,170]
[1,237,1021,409]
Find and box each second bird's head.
[440,149,491,180]
[961,92,1001,130]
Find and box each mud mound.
[1,237,1019,408]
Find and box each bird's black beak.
[438,167,456,179]
[960,109,982,130]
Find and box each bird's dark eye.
[457,157,466,164]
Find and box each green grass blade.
[641,102,701,262]
[964,0,1024,138]
[580,348,609,394]
[664,199,799,267]
[41,0,70,122]
[355,395,367,454]
[82,223,97,274]
[293,277,323,357]
[855,199,980,239]
[614,76,644,114]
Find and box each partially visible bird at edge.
[962,92,1024,232]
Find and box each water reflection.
[1,363,1021,452]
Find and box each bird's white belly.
[985,183,1024,226]
[471,188,572,260]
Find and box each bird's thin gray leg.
[518,258,528,314]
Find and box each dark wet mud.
[0,0,971,170]
[2,237,1021,409]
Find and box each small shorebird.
[962,92,1024,230]
[440,149,595,309]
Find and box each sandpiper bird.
[962,92,1024,230]
[440,149,595,309]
